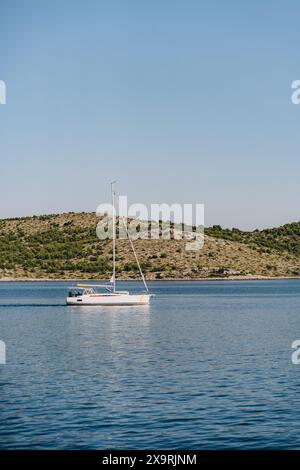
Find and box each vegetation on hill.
[0,212,299,279]
[206,223,300,257]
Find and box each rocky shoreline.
[0,275,299,282]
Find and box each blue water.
[0,280,300,449]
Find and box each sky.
[0,0,300,230]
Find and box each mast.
[111,181,116,293]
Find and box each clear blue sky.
[0,0,300,230]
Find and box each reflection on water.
[0,280,300,449]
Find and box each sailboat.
[66,183,151,306]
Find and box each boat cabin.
[68,287,96,297]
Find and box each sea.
[0,280,300,449]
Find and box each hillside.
[0,212,300,280]
[206,223,300,255]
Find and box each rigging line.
[111,181,116,293]
[115,192,149,294]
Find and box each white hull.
[67,293,150,306]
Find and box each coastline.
[0,275,299,282]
